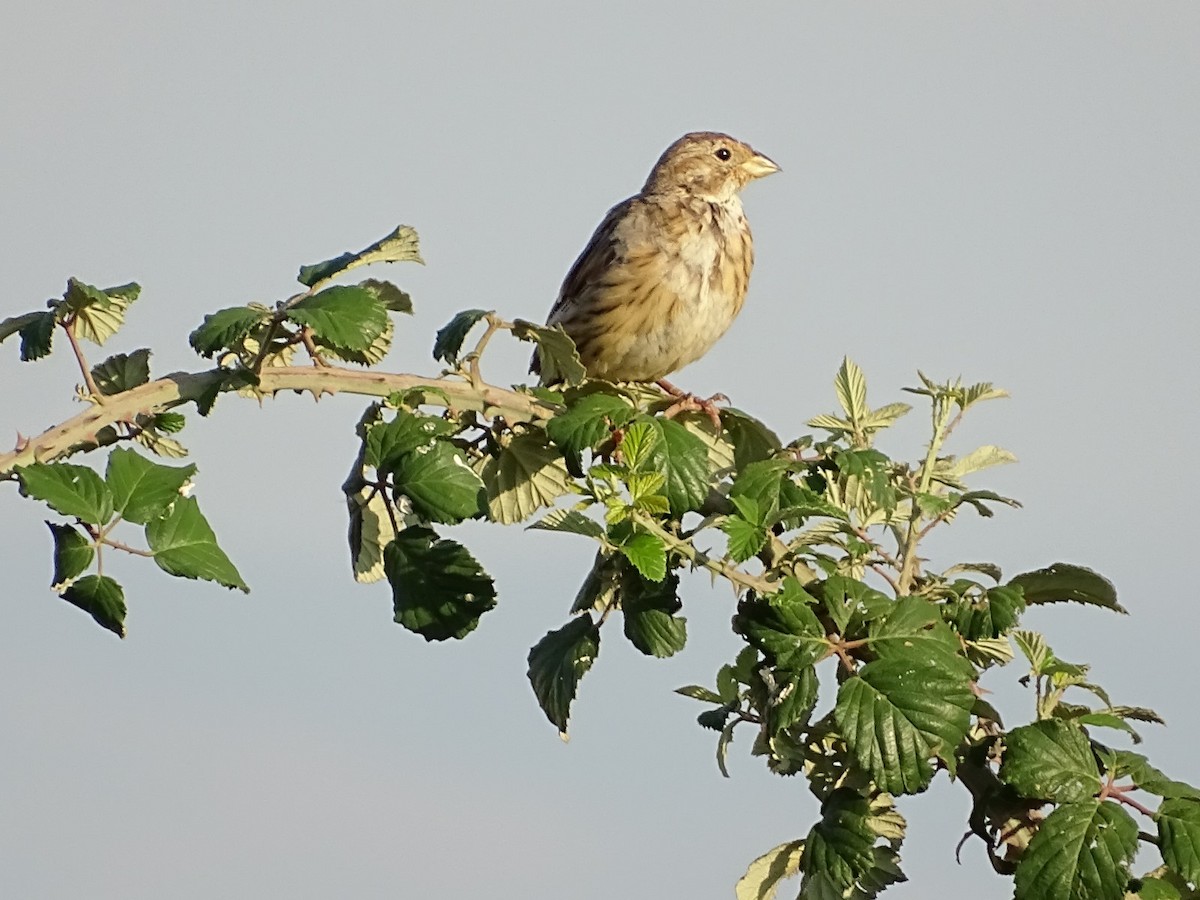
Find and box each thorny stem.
[100,537,156,558]
[632,512,778,596]
[466,314,508,390]
[62,318,104,403]
[299,326,329,367]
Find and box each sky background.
[3,3,1199,898]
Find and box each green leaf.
[676,685,723,704]
[614,531,667,582]
[384,525,496,641]
[835,448,896,512]
[64,279,140,345]
[318,316,394,366]
[528,509,605,539]
[61,574,126,637]
[0,310,56,361]
[721,408,782,469]
[734,581,827,673]
[869,596,975,677]
[765,665,819,736]
[815,576,892,635]
[482,434,574,524]
[622,570,686,657]
[544,392,636,469]
[364,409,453,471]
[722,514,767,563]
[189,306,271,358]
[736,839,804,900]
[432,309,490,366]
[1014,800,1137,900]
[833,357,869,427]
[514,319,587,386]
[1108,752,1200,800]
[1010,563,1126,614]
[287,285,388,352]
[17,463,113,525]
[835,654,974,794]
[948,584,1026,639]
[527,615,600,737]
[639,416,710,516]
[145,497,248,591]
[1159,799,1200,885]
[1000,720,1101,802]
[297,224,424,287]
[802,788,875,893]
[358,278,413,314]
[106,448,196,525]
[90,349,151,395]
[47,522,94,586]
[1128,878,1181,900]
[389,441,485,524]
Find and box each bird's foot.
[656,379,728,430]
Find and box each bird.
[532,131,779,425]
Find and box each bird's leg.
[656,379,728,431]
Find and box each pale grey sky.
[3,3,1198,898]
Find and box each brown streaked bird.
[532,131,779,422]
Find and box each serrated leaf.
[943,445,1018,480]
[641,416,710,516]
[544,392,637,470]
[834,358,869,426]
[346,484,404,584]
[736,839,804,900]
[189,306,272,358]
[835,448,896,512]
[948,584,1026,639]
[151,412,186,434]
[106,448,196,525]
[389,441,485,524]
[64,279,140,345]
[90,349,151,395]
[1159,799,1200,885]
[18,463,113,525]
[47,522,94,586]
[61,574,126,637]
[803,789,876,892]
[358,278,413,314]
[721,408,782,469]
[861,402,912,431]
[676,685,723,703]
[482,434,574,524]
[615,531,667,582]
[765,665,819,736]
[319,316,394,366]
[364,409,453,471]
[145,497,248,591]
[527,614,599,737]
[385,525,496,641]
[816,576,892,635]
[1014,800,1137,900]
[287,285,387,352]
[529,509,605,538]
[0,310,56,361]
[622,570,685,657]
[1000,720,1101,802]
[297,224,423,288]
[515,319,587,386]
[869,596,975,677]
[432,308,490,366]
[1011,563,1126,614]
[722,515,767,563]
[835,654,974,794]
[734,581,827,673]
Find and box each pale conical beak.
[741,152,781,179]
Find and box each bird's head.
[642,132,780,202]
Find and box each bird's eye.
[714,147,732,161]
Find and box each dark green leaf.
[1109,752,1200,800]
[106,448,197,525]
[734,580,827,673]
[358,278,413,314]
[146,497,248,591]
[1129,878,1181,900]
[527,614,600,736]
[720,408,782,469]
[641,416,710,516]
[432,309,490,366]
[0,311,56,361]
[615,531,667,582]
[622,570,686,657]
[1159,799,1200,886]
[948,584,1026,639]
[189,306,271,358]
[765,665,819,736]
[389,440,485,524]
[1010,563,1126,614]
[1014,801,1137,900]
[514,319,587,386]
[18,463,113,525]
[699,707,733,732]
[815,575,892,635]
[287,285,388,352]
[61,574,126,637]
[47,522,94,585]
[385,525,496,641]
[835,654,974,794]
[529,509,605,539]
[1000,720,1101,802]
[91,349,151,395]
[802,789,875,892]
[544,392,636,469]
[870,596,975,677]
[364,409,454,471]
[297,225,423,287]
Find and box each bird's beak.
[741,152,781,179]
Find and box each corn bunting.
[532,131,779,423]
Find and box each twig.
[466,314,508,390]
[299,326,329,367]
[61,318,104,403]
[99,537,155,558]
[632,512,778,596]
